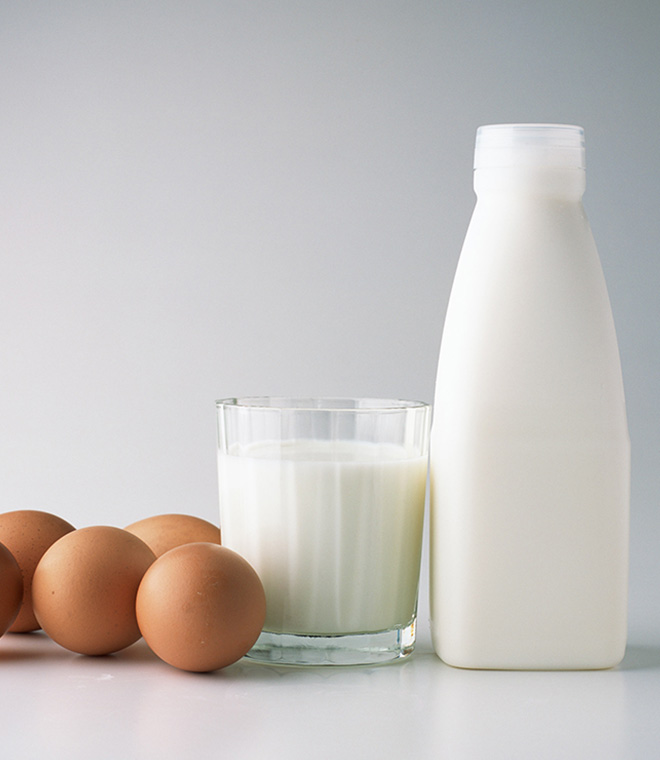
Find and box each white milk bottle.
[430,124,630,669]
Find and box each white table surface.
[2,618,659,760]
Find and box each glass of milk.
[216,397,431,666]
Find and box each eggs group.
[0,510,265,673]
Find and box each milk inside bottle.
[429,124,630,669]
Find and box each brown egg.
[0,542,23,637]
[124,513,221,557]
[0,510,76,632]
[136,543,265,672]
[32,526,156,655]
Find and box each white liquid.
[430,163,630,669]
[218,439,427,635]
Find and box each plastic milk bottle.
[430,124,630,669]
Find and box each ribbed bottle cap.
[474,124,585,170]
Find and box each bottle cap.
[474,124,585,170]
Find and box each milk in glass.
[219,439,427,635]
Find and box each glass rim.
[215,396,430,413]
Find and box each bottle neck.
[474,166,586,199]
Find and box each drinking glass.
[216,397,431,666]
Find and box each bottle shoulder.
[434,194,627,437]
[461,195,594,259]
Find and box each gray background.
[1,1,658,639]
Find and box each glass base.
[245,619,416,666]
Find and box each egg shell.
[124,513,221,557]
[0,510,76,632]
[136,542,266,672]
[32,526,156,656]
[0,542,23,637]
